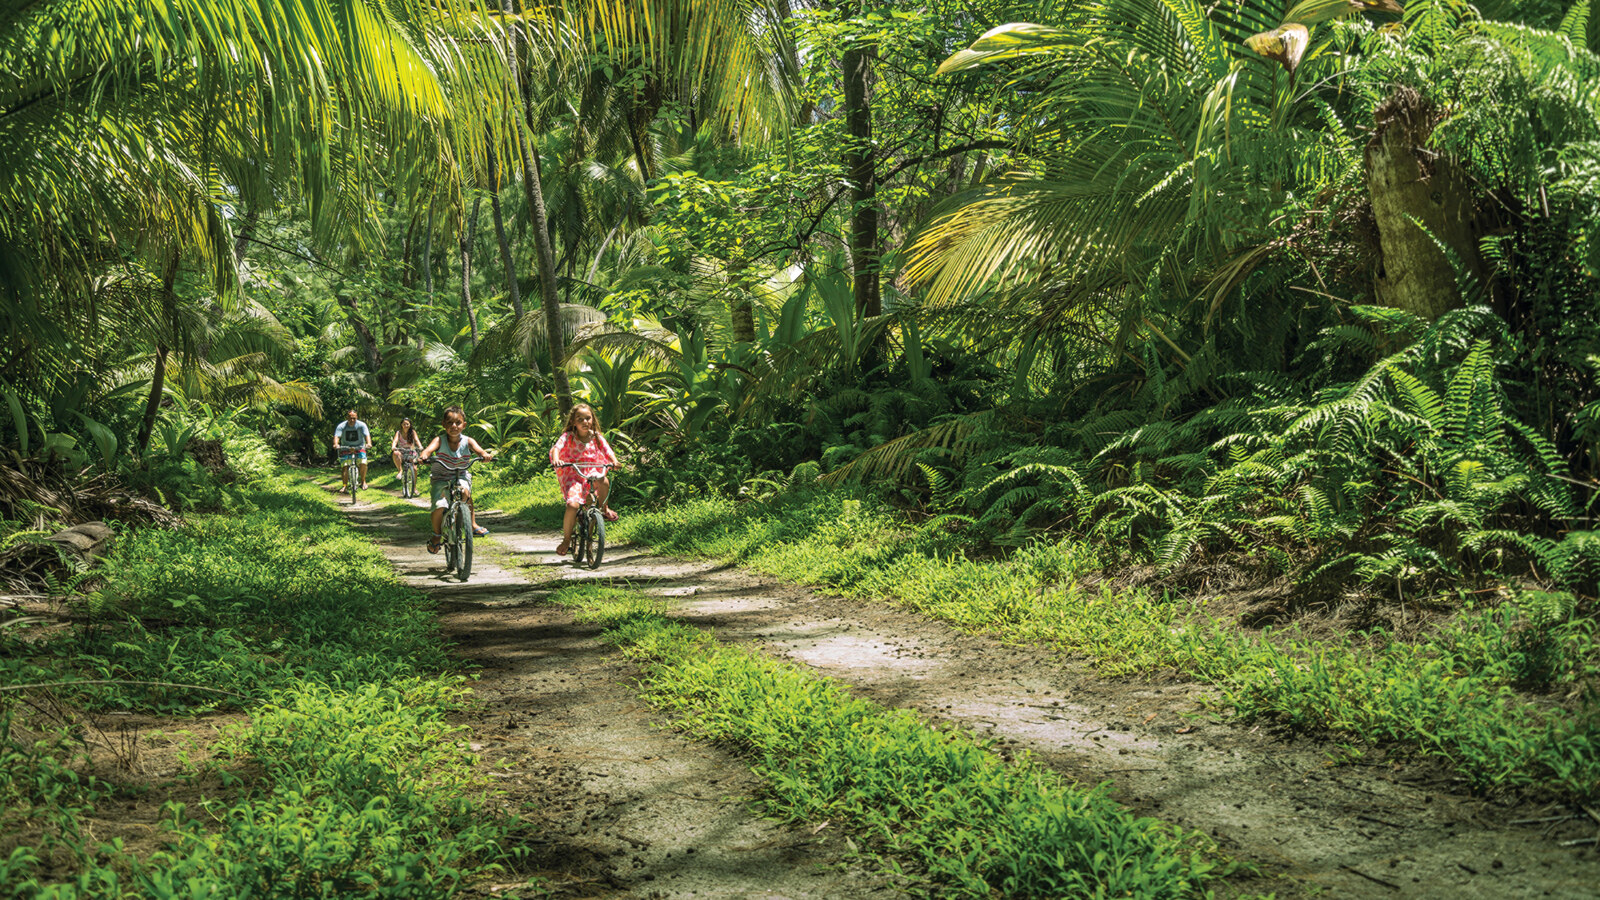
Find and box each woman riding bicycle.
[390,417,421,474]
[550,402,618,557]
[419,406,494,554]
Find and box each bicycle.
[397,448,420,499]
[556,462,613,570]
[434,456,483,582]
[338,450,363,504]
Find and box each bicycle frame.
[434,457,481,581]
[398,448,420,497]
[339,450,362,502]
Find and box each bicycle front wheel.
[571,512,588,565]
[585,508,605,569]
[347,464,359,503]
[453,501,474,581]
[403,464,417,498]
[443,507,458,573]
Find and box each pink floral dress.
[550,431,618,504]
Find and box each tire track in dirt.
[329,480,901,899]
[332,478,1600,898]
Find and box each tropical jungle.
[3,0,1600,896]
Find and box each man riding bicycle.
[332,409,372,491]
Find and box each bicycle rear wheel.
[584,508,605,569]
[453,500,474,581]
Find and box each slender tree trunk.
[1365,87,1485,320]
[459,193,482,347]
[421,201,433,351]
[135,343,169,458]
[336,288,387,396]
[136,254,182,457]
[395,212,420,347]
[729,257,755,343]
[511,0,571,414]
[488,141,524,321]
[842,38,880,319]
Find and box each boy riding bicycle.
[418,406,494,553]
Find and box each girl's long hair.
[396,419,418,444]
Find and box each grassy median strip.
[608,490,1600,799]
[551,584,1223,899]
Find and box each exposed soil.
[332,480,1600,899]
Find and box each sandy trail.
[333,479,1600,899]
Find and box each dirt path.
[331,480,1600,899]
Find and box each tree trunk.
[488,142,524,321]
[511,0,572,415]
[459,193,482,347]
[842,39,880,319]
[729,257,755,343]
[135,344,169,458]
[336,289,387,397]
[136,254,181,457]
[422,201,433,350]
[1364,87,1486,321]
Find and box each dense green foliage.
[7,0,1600,884]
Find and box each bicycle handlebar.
[555,462,613,478]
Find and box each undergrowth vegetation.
[551,583,1224,898]
[605,488,1600,799]
[0,477,533,897]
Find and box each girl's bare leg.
[597,477,611,513]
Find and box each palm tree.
[904,0,1395,327]
[0,0,467,449]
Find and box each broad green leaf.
[936,23,1077,75]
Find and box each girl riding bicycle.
[419,406,494,553]
[550,403,617,556]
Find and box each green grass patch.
[551,584,1223,898]
[1,471,539,897]
[19,476,450,712]
[597,488,1600,798]
[143,679,518,898]
[474,470,566,530]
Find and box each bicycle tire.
[586,507,605,569]
[574,507,594,565]
[402,464,416,498]
[442,515,457,572]
[579,506,598,560]
[347,463,359,504]
[454,500,473,582]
